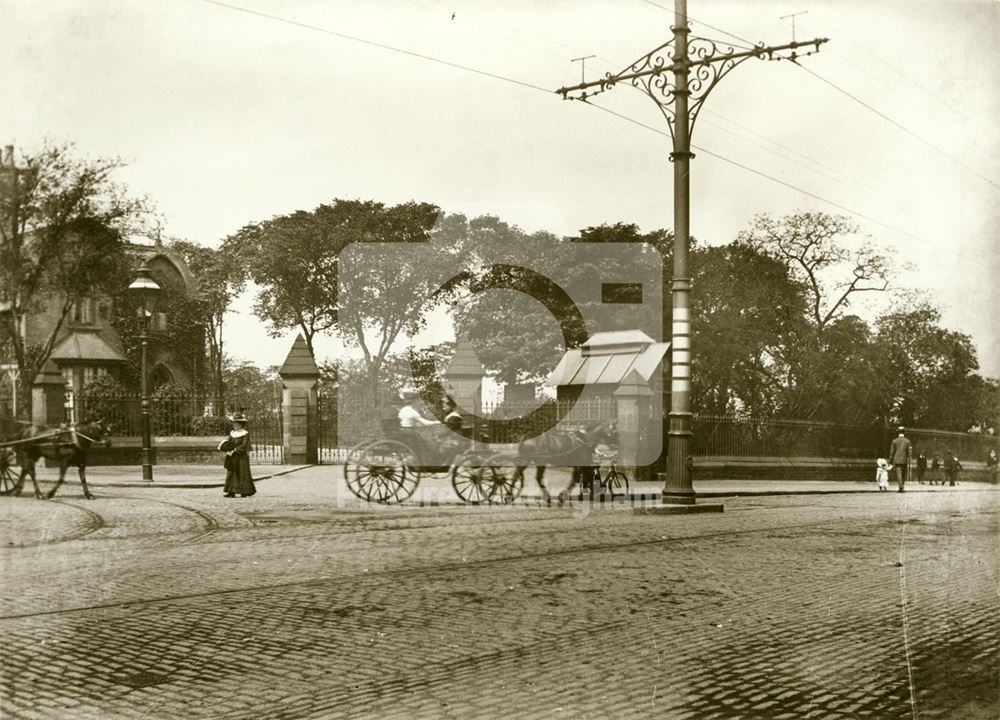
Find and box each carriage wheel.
[0,448,19,496]
[344,439,419,504]
[451,457,492,505]
[481,454,524,505]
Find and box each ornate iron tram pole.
[557,0,826,504]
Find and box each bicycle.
[593,445,629,498]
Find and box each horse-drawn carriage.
[0,416,111,499]
[342,417,522,505]
[342,415,619,505]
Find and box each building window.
[81,366,107,388]
[71,298,96,325]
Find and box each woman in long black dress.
[219,416,255,497]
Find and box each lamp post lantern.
[127,262,161,481]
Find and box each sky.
[3,0,998,376]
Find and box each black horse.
[12,418,112,500]
[514,419,616,501]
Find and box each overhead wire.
[402,0,884,204]
[796,65,999,192]
[613,83,897,204]
[638,1,999,193]
[581,100,927,244]
[701,109,854,185]
[419,0,624,73]
[638,0,757,49]
[777,3,975,126]
[197,0,955,254]
[199,0,550,94]
[630,3,921,206]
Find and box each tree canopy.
[0,143,146,415]
[222,198,994,436]
[167,239,246,409]
[739,212,891,331]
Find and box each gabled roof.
[548,330,668,387]
[50,331,126,363]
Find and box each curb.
[84,465,312,489]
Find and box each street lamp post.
[127,262,161,481]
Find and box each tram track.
[0,507,969,622]
[114,495,222,544]
[3,495,221,552]
[26,499,107,546]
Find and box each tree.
[167,240,246,412]
[739,212,891,331]
[336,202,448,404]
[233,199,443,412]
[449,219,667,386]
[875,301,987,430]
[229,199,439,358]
[224,212,337,357]
[0,143,145,416]
[222,360,282,417]
[773,314,891,424]
[689,241,808,416]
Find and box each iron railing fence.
[904,427,999,464]
[318,395,620,462]
[692,414,999,461]
[76,391,285,464]
[318,388,998,464]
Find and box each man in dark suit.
[888,427,912,493]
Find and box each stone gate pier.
[278,334,320,464]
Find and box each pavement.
[1,466,997,719]
[11,461,990,497]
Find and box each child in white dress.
[876,458,890,491]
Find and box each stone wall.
[75,437,220,466]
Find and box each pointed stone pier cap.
[34,358,67,386]
[444,336,486,381]
[278,334,320,380]
[614,368,653,398]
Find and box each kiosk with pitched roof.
[548,330,668,478]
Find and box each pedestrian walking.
[888,427,912,493]
[944,453,962,487]
[930,454,942,485]
[875,458,890,491]
[916,451,928,484]
[987,449,998,484]
[218,414,256,498]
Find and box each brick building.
[0,145,199,415]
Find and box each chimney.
[1,145,13,168]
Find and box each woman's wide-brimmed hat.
[229,413,249,425]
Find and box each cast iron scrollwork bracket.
[622,31,772,143]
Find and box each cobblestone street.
[1,468,997,719]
